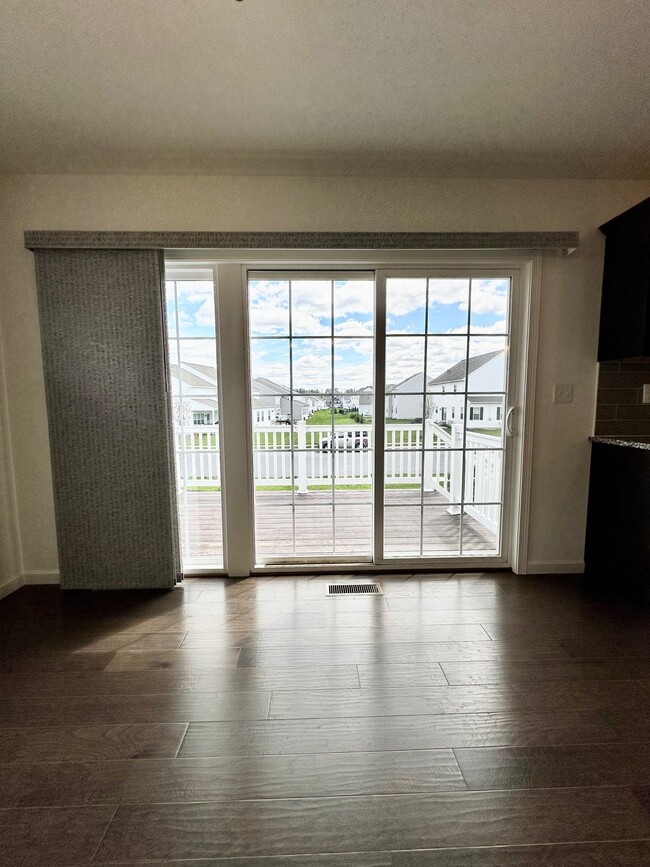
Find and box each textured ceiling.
[1,0,649,177]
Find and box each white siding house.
[386,373,428,421]
[428,350,506,428]
[253,377,311,422]
[386,351,506,426]
[357,385,374,418]
[170,362,220,425]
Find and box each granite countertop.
[591,436,650,451]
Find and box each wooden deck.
[178,490,497,561]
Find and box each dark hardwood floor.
[1,572,650,865]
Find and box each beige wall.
[0,175,649,578]
[0,317,22,590]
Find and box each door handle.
[505,406,516,437]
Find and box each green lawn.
[471,428,501,437]
[307,410,361,425]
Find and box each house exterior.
[170,364,315,425]
[169,362,220,425]
[357,385,374,418]
[385,351,505,426]
[428,350,506,428]
[252,377,311,422]
[386,373,428,421]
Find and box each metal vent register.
[327,584,383,596]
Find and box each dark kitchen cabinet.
[585,441,650,602]
[598,197,650,362]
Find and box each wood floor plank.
[268,681,650,720]
[121,750,466,802]
[96,856,392,867]
[94,788,650,862]
[0,651,116,672]
[601,706,650,741]
[483,621,650,642]
[0,666,360,698]
[383,596,598,612]
[0,691,271,727]
[454,742,650,790]
[183,624,493,648]
[178,710,619,758]
[0,750,465,807]
[0,805,115,866]
[560,637,650,658]
[391,840,650,865]
[0,761,129,807]
[440,658,650,686]
[0,723,188,763]
[237,639,569,667]
[357,664,448,687]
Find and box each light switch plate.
[553,383,573,404]
[643,384,650,404]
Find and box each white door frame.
[166,249,542,576]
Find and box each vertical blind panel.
[34,249,180,589]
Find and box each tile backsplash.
[595,361,650,442]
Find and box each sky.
[167,277,509,392]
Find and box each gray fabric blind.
[33,249,180,589]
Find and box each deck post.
[296,420,308,494]
[423,419,435,491]
[447,423,464,515]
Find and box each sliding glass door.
[165,257,522,572]
[248,272,375,562]
[378,272,511,561]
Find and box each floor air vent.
[327,583,383,596]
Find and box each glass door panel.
[249,272,375,563]
[165,273,224,568]
[382,274,511,560]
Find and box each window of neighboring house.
[441,408,447,421]
[460,409,464,419]
[469,407,484,421]
[441,386,445,393]
[451,408,455,419]
[453,384,457,392]
[496,406,502,420]
[193,411,212,425]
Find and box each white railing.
[175,420,502,532]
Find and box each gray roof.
[253,376,290,394]
[387,372,426,393]
[428,350,503,386]
[170,363,216,389]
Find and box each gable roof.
[387,372,426,393]
[253,376,290,394]
[169,363,216,389]
[428,350,503,386]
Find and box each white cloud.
[446,319,507,336]
[386,278,427,316]
[469,279,509,317]
[333,318,374,337]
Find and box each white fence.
[175,421,502,532]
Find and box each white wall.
[0,174,648,576]
[0,319,23,593]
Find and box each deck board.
[178,490,497,560]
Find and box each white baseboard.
[0,574,24,601]
[0,571,60,602]
[525,560,585,575]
